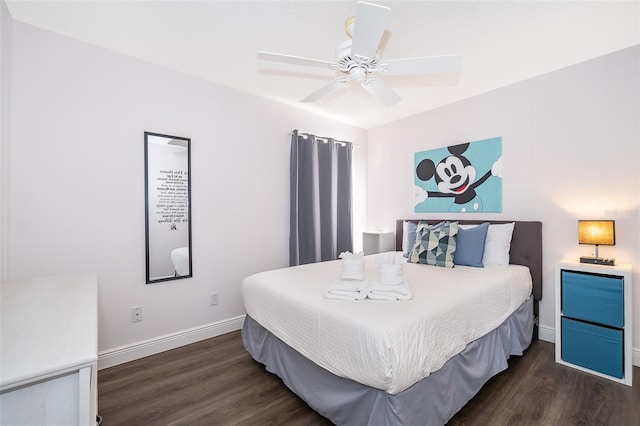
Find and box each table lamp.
[578,220,615,266]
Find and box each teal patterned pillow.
[410,222,458,267]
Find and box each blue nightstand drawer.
[562,317,623,378]
[561,270,623,328]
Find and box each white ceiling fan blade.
[301,78,347,103]
[351,2,390,60]
[382,55,463,76]
[361,77,401,107]
[257,51,334,69]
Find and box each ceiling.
[6,1,639,129]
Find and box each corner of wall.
[0,0,13,284]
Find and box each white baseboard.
[98,315,245,370]
[538,324,555,343]
[537,324,640,367]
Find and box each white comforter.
[242,254,532,394]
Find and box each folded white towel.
[378,264,404,285]
[367,281,412,301]
[375,253,407,285]
[325,280,369,300]
[339,251,365,281]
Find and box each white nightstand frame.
[555,260,633,386]
[363,231,395,255]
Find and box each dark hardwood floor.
[98,331,640,425]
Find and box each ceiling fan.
[257,1,462,107]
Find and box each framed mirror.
[145,131,192,283]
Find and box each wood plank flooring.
[98,331,640,425]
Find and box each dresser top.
[0,274,98,390]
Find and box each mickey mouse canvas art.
[414,137,502,213]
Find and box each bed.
[242,220,542,425]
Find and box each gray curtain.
[290,130,353,266]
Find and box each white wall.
[367,46,640,353]
[0,0,12,282]
[4,20,367,355]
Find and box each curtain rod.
[290,131,356,147]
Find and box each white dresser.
[1,274,98,425]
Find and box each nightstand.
[363,231,395,255]
[555,260,633,386]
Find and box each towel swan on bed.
[325,252,368,300]
[339,251,365,281]
[368,252,412,300]
[325,251,412,301]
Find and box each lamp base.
[580,256,615,266]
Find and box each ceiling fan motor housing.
[335,40,354,62]
[335,39,380,78]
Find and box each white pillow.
[482,222,515,266]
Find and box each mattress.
[242,254,532,394]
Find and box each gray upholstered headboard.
[395,220,543,302]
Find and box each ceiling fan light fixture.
[349,66,367,82]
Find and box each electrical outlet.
[210,292,219,306]
[131,306,143,322]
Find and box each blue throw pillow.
[403,221,418,258]
[454,222,490,267]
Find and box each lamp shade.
[578,220,615,246]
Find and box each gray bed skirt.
[242,297,533,426]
